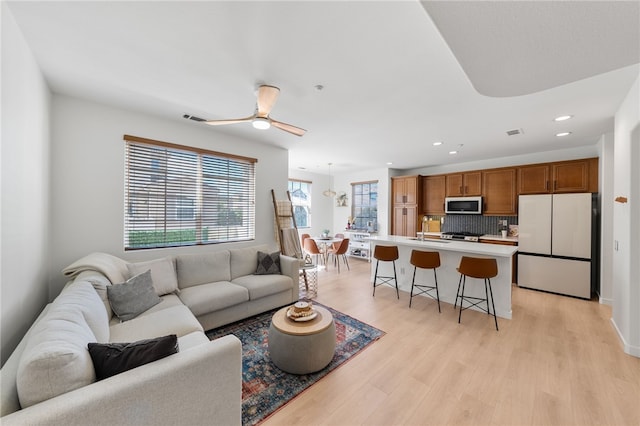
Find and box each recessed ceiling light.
[386,162,393,165]
[433,141,443,146]
[556,132,572,137]
[554,115,573,122]
[449,150,458,155]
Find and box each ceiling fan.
[183,85,306,137]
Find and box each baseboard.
[610,317,640,358]
[599,296,613,306]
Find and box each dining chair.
[332,233,345,251]
[328,238,350,273]
[303,238,325,266]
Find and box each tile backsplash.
[427,215,518,235]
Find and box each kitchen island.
[367,235,518,319]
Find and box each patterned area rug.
[206,303,385,425]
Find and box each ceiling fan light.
[252,117,271,130]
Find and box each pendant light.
[323,163,336,197]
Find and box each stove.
[440,231,483,242]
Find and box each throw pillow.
[88,334,179,380]
[255,251,281,275]
[126,257,179,296]
[107,270,162,321]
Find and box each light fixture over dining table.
[323,163,336,197]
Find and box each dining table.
[311,236,343,267]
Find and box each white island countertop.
[366,235,517,319]
[368,235,517,257]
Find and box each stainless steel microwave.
[445,196,483,214]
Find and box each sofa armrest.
[279,254,301,289]
[1,335,242,426]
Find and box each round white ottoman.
[268,305,336,375]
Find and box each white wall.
[611,75,640,357]
[287,168,333,238]
[288,167,391,238]
[49,95,290,296]
[598,132,615,304]
[1,3,52,365]
[333,168,391,235]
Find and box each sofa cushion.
[109,305,203,343]
[232,274,294,300]
[127,257,179,296]
[16,282,102,408]
[178,282,249,317]
[177,331,210,350]
[229,244,270,279]
[88,334,178,380]
[108,270,162,321]
[255,251,281,275]
[76,270,114,320]
[56,280,110,343]
[108,294,185,326]
[176,251,231,288]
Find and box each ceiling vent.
[506,128,524,136]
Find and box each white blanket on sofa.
[62,252,129,284]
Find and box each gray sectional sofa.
[1,244,299,425]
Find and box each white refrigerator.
[517,193,595,299]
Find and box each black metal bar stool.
[455,256,499,330]
[372,245,399,299]
[409,250,441,312]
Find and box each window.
[124,135,256,250]
[351,181,378,230]
[288,179,312,228]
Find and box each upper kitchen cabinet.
[482,168,517,215]
[391,175,422,236]
[422,175,446,215]
[392,175,420,204]
[517,158,598,194]
[446,171,482,196]
[518,164,551,194]
[552,159,594,193]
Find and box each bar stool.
[372,245,399,299]
[409,250,441,312]
[455,256,499,331]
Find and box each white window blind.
[124,135,256,250]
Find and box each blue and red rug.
[206,303,385,425]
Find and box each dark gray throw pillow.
[107,269,161,321]
[255,251,281,275]
[88,334,178,380]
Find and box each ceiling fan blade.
[203,116,255,126]
[271,119,307,137]
[256,85,280,117]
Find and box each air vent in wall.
[506,129,524,136]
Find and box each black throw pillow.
[88,334,179,380]
[255,251,281,275]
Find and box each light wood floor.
[263,258,640,426]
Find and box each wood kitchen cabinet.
[482,168,517,215]
[518,164,551,194]
[422,175,446,215]
[552,160,590,193]
[393,205,418,237]
[446,171,481,196]
[391,175,421,236]
[393,175,419,204]
[517,158,598,194]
